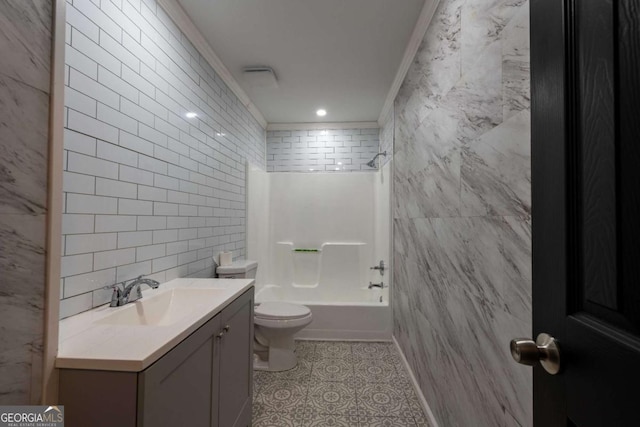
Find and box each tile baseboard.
[392,335,440,427]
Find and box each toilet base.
[253,334,298,372]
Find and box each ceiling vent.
[243,66,278,89]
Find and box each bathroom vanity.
[56,279,254,427]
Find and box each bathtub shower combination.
[257,242,390,340]
[247,165,392,341]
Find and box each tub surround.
[274,242,369,289]
[392,0,532,425]
[57,278,253,372]
[0,0,52,404]
[257,282,388,305]
[247,161,392,341]
[265,173,376,287]
[378,108,394,166]
[246,166,270,288]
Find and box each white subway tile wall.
[61,0,265,318]
[266,129,380,172]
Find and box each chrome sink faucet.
[104,275,161,307]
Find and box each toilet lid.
[255,302,311,320]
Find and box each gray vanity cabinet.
[59,288,253,427]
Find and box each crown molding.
[157,0,268,129]
[266,122,379,131]
[377,0,441,126]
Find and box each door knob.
[510,333,560,375]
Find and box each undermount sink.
[96,288,227,326]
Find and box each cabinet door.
[138,316,220,427]
[217,289,254,427]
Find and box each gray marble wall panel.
[392,0,531,425]
[0,1,51,93]
[0,0,51,404]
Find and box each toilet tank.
[216,260,258,279]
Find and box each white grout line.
[392,335,440,427]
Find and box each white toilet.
[216,260,313,372]
[253,301,312,371]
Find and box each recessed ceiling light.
[335,167,340,170]
[185,112,197,118]
[320,130,328,135]
[316,109,327,117]
[309,168,314,171]
[216,132,226,137]
[337,162,342,165]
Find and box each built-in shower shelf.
[322,242,366,246]
[276,241,367,252]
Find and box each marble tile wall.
[0,0,52,404]
[392,0,532,425]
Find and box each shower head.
[366,151,387,168]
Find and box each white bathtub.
[255,284,392,341]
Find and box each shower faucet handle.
[369,281,384,289]
[370,260,385,276]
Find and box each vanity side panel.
[218,288,254,427]
[59,370,137,427]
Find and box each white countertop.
[56,278,254,372]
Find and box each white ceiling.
[176,0,425,124]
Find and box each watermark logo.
[0,406,64,427]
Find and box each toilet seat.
[254,312,313,329]
[255,302,311,320]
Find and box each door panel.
[566,316,640,426]
[531,0,640,425]
[576,0,617,312]
[618,0,640,334]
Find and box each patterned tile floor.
[253,341,430,426]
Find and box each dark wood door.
[531,0,640,425]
